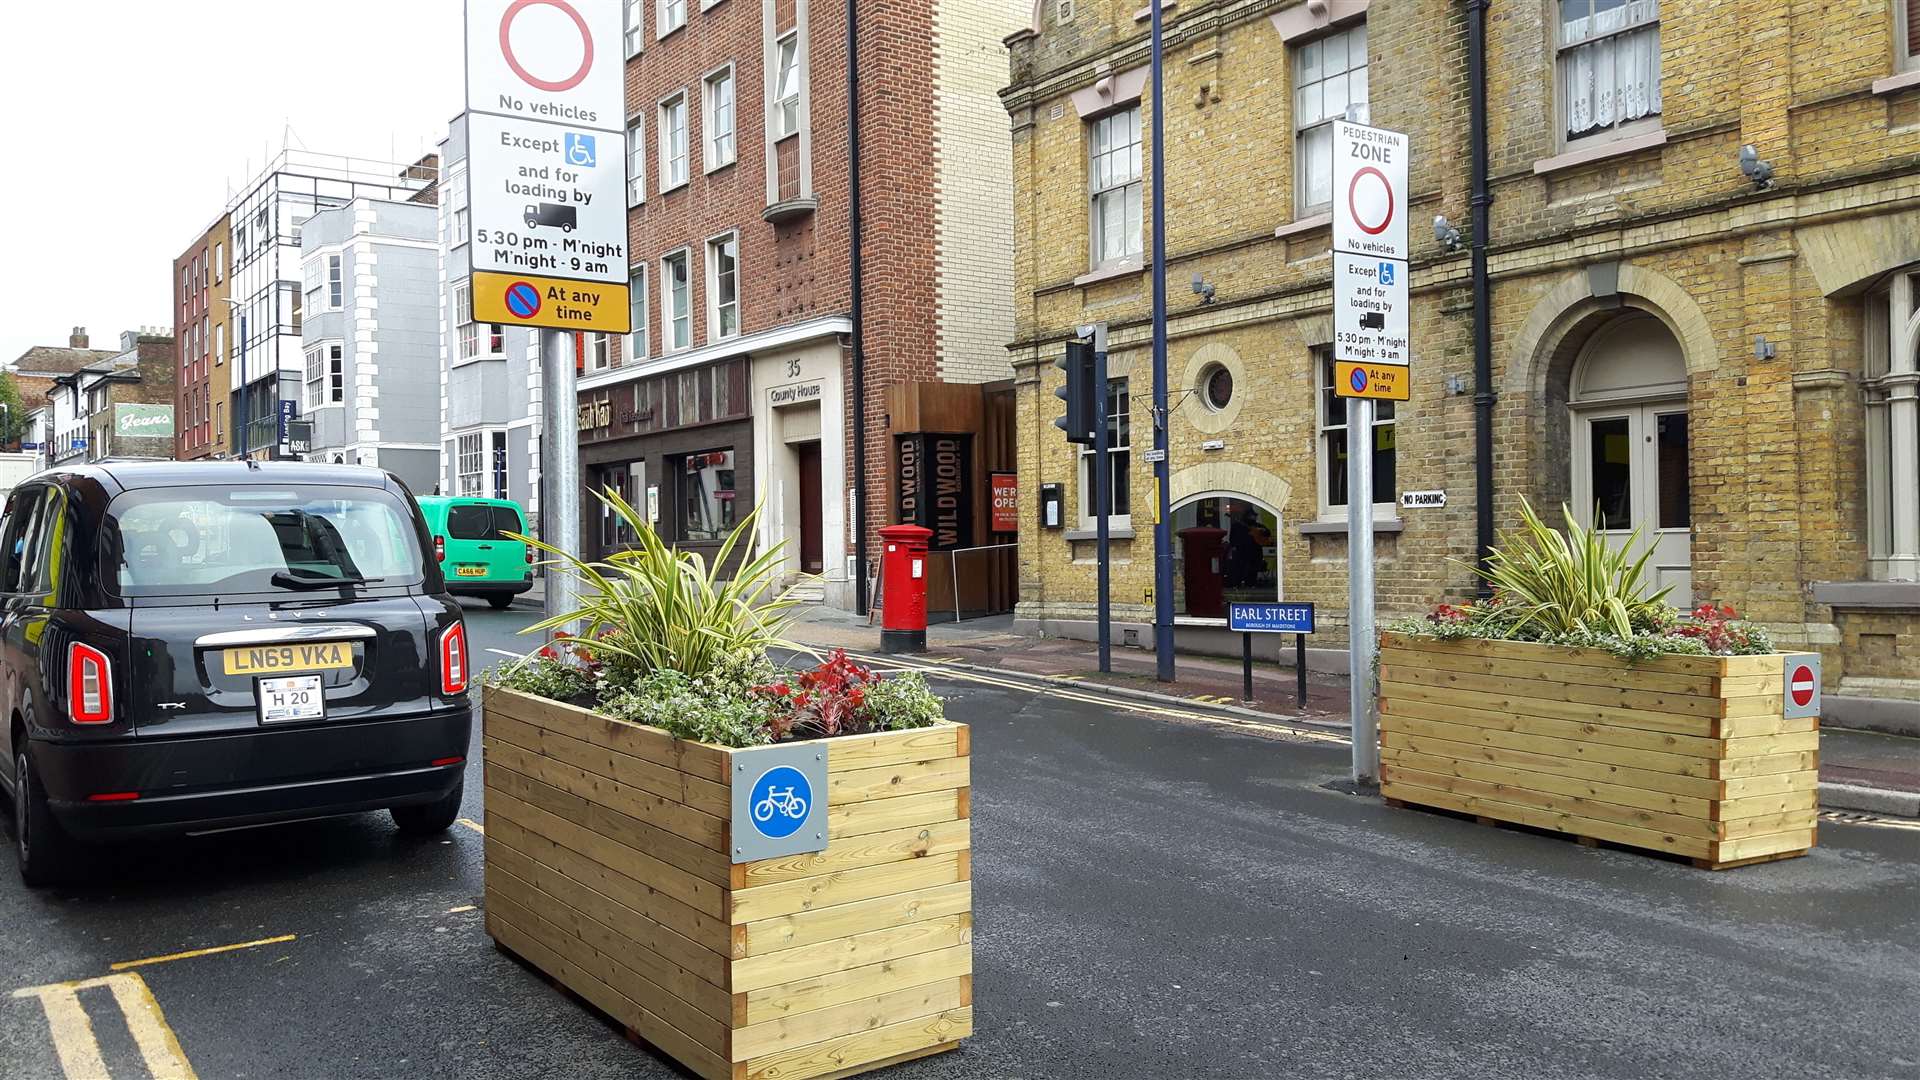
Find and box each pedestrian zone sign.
[1333,120,1411,400]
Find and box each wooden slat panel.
[823,726,962,773]
[732,849,970,923]
[1380,645,1719,697]
[825,790,967,838]
[1717,713,1818,739]
[730,915,973,993]
[490,688,682,772]
[827,758,971,804]
[1720,769,1820,799]
[1380,746,1712,818]
[742,882,973,957]
[1381,729,1723,799]
[739,945,973,1027]
[1382,779,1713,858]
[733,820,971,893]
[1719,809,1819,841]
[486,735,726,850]
[742,1007,972,1080]
[1712,828,1815,864]
[1382,763,1719,839]
[1721,730,1821,759]
[488,812,734,968]
[1378,631,1776,678]
[1380,693,1721,759]
[1715,789,1819,820]
[488,864,730,1055]
[486,895,735,1080]
[490,761,731,887]
[487,712,727,821]
[678,740,734,784]
[731,977,967,1062]
[1712,751,1817,779]
[485,779,726,918]
[1381,665,1725,724]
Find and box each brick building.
[47,330,177,463]
[5,328,118,419]
[567,0,1030,609]
[1005,0,1920,725]
[173,215,231,459]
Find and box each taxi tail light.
[434,535,446,563]
[526,543,536,565]
[440,622,469,695]
[69,642,114,724]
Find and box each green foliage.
[858,671,945,732]
[514,487,805,687]
[1476,499,1673,639]
[484,652,594,701]
[598,667,775,749]
[0,372,25,448]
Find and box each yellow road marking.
[12,972,196,1079]
[110,934,297,972]
[448,904,477,914]
[457,817,486,834]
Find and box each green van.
[416,496,533,609]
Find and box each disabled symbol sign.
[504,280,541,319]
[565,132,596,167]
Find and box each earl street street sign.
[465,0,628,331]
[1227,602,1316,635]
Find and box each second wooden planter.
[1378,632,1820,870]
[480,686,973,1080]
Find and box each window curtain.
[1561,0,1661,140]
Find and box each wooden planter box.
[480,686,973,1080]
[1377,632,1819,870]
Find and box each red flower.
[849,688,865,707]
[553,630,571,640]
[537,646,558,660]
[772,682,790,697]
[793,693,810,708]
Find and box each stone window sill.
[1872,69,1920,96]
[1812,581,1920,608]
[1532,129,1669,176]
[762,196,818,224]
[1065,527,1136,541]
[1298,518,1402,536]
[1273,213,1332,239]
[1073,261,1142,287]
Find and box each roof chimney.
[69,326,88,349]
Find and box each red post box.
[1179,525,1227,619]
[878,524,933,654]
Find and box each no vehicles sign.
[1333,121,1410,400]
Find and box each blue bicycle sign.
[748,765,813,839]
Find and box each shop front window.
[677,448,736,541]
[1170,497,1280,619]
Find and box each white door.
[1571,402,1692,608]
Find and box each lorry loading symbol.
[524,202,577,232]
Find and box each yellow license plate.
[222,642,355,676]
[455,566,488,577]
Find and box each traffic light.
[1053,340,1096,446]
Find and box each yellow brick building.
[1002,0,1920,728]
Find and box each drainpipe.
[847,0,870,616]
[1467,0,1495,593]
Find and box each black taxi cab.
[0,461,472,884]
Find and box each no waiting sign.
[1333,120,1410,400]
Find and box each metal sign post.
[1331,119,1410,784]
[540,329,581,628]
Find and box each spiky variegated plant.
[1474,499,1673,639]
[512,487,807,682]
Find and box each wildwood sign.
[895,434,974,550]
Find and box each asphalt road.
[2,602,1917,1079]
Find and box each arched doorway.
[1567,312,1692,606]
[1170,494,1281,618]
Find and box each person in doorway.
[1225,501,1261,588]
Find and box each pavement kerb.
[1818,782,1920,819]
[854,650,1355,738]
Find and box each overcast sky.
[0,1,465,364]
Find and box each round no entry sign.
[1789,664,1816,708]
